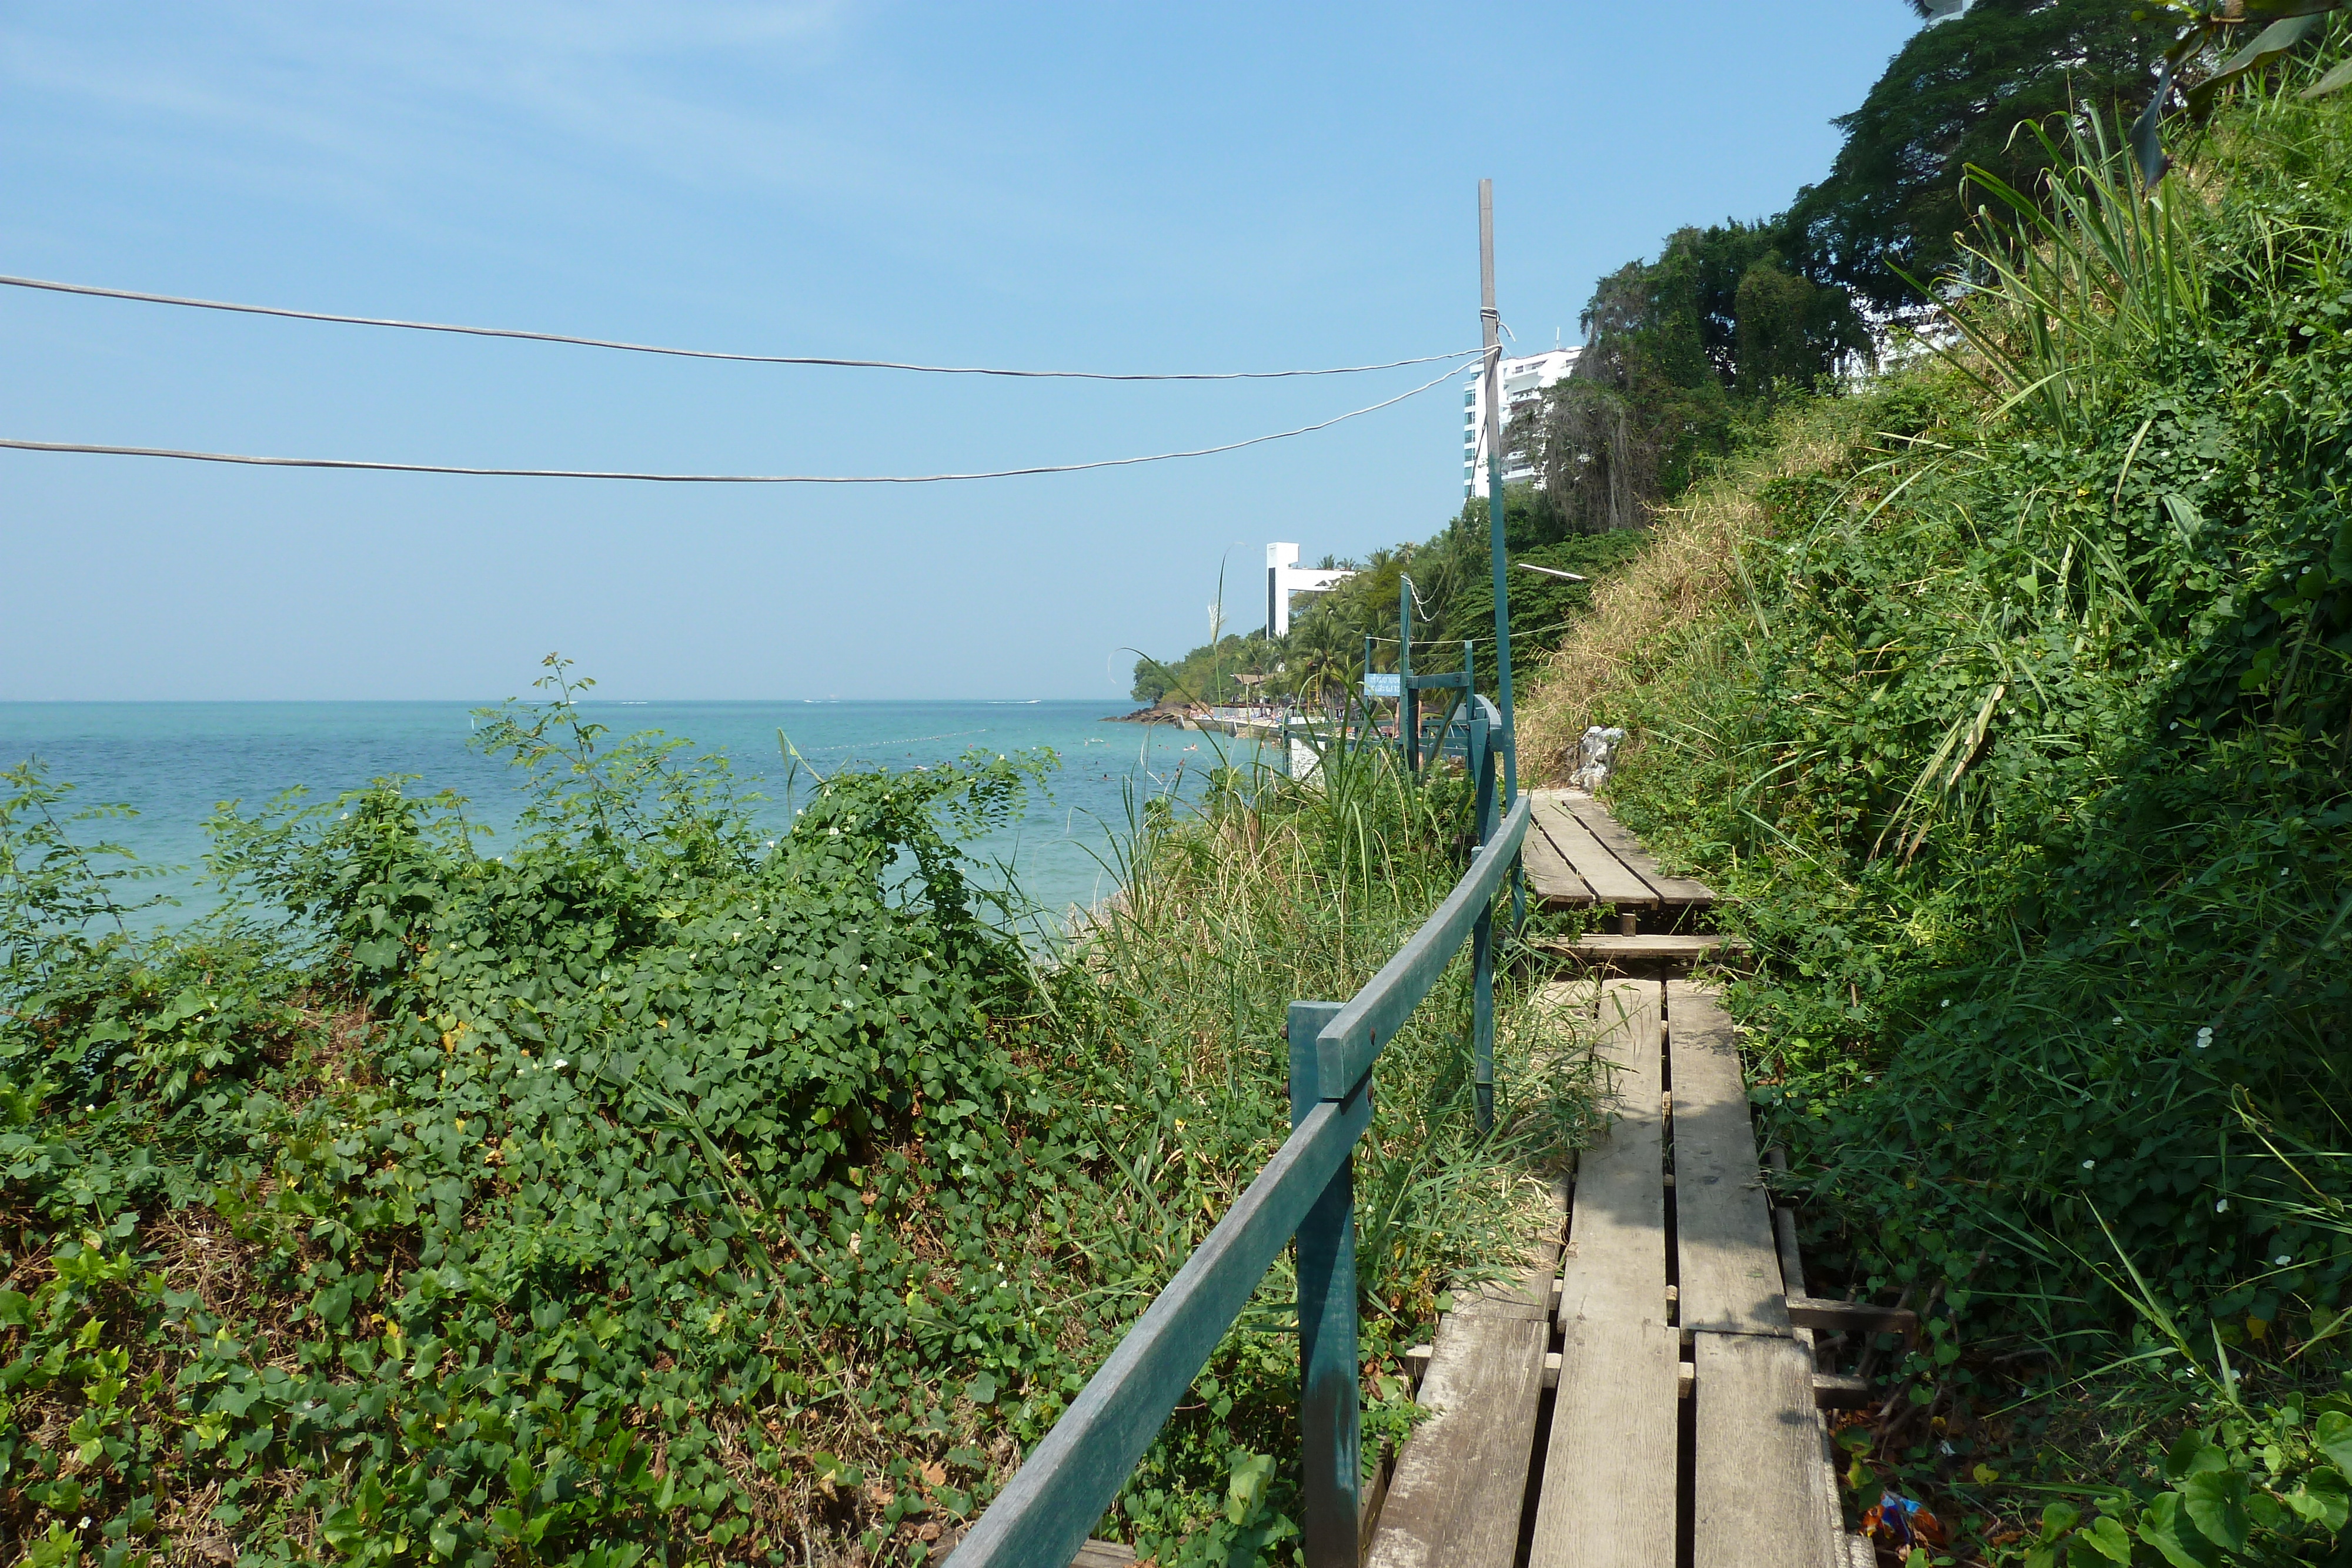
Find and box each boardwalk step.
[1534,932,1748,965]
[1371,800,1849,1567]
[1787,1295,1919,1338]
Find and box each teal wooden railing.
[953,697,1529,1568]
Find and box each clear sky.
[0,3,1921,701]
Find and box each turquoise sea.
[0,700,1255,934]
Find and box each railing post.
[1471,711,1498,1134]
[1288,999,1359,1568]
[1399,574,1417,777]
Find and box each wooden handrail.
[952,701,1520,1568]
[1312,791,1528,1100]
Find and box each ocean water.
[0,700,1258,934]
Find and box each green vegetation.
[2,661,1582,1565]
[1790,0,2173,310]
[1130,500,1651,710]
[1524,58,2352,1565]
[1516,1,2189,547]
[1138,4,2199,708]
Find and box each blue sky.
[0,3,1920,701]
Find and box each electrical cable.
[0,357,1479,484]
[0,272,1476,382]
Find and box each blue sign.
[1361,673,1402,698]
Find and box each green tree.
[1785,0,2174,310]
[1520,223,1866,533]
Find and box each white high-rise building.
[1265,543,1354,637]
[1462,346,1579,498]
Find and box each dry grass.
[1516,416,1859,785]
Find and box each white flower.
[554,1058,569,1069]
[2215,1200,2229,1213]
[2082,1159,2096,1169]
[2276,1254,2294,1266]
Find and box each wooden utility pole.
[1479,180,1518,807]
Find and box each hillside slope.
[1519,88,2352,1562]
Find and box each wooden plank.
[1693,1332,1842,1568]
[1312,793,1531,1099]
[1786,1296,1917,1338]
[1527,1318,1679,1568]
[1518,810,1596,906]
[1364,1302,1548,1568]
[1667,981,1789,1338]
[1547,933,1745,957]
[1812,1372,1872,1408]
[1560,792,1716,907]
[1558,979,1667,1329]
[1530,794,1658,908]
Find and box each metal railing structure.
[952,697,1529,1568]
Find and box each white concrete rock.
[1572,726,1626,793]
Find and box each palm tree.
[1285,613,1354,714]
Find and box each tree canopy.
[1785,0,2173,310]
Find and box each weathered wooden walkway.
[957,783,1893,1568]
[1520,788,1716,933]
[1347,790,1893,1566]
[1364,972,1872,1567]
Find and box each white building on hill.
[1265,543,1353,637]
[1463,346,1579,499]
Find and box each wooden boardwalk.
[960,791,1883,1568]
[1520,789,1716,930]
[1364,949,1875,1563]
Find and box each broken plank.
[1530,793,1658,908]
[1668,981,1789,1337]
[1558,979,1667,1330]
[1364,1308,1547,1568]
[1527,1317,1679,1568]
[1559,792,1716,907]
[1692,1332,1843,1568]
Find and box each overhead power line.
[0,273,1475,382]
[0,358,1477,484]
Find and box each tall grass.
[1043,728,1598,1556]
